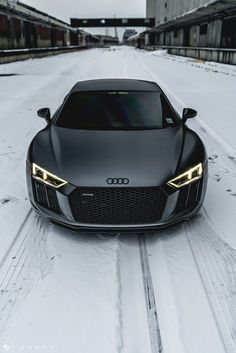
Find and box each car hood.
[48,126,183,187]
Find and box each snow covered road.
[0,46,236,353]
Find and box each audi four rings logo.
[106,178,129,185]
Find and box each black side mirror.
[37,108,51,124]
[182,108,197,124]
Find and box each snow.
[0,46,236,353]
[146,228,225,353]
[7,229,122,353]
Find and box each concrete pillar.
[160,32,165,45]
[207,19,222,47]
[190,25,199,46]
[179,29,185,46]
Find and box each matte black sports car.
[26,79,208,232]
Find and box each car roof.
[70,79,162,93]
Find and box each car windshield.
[54,91,177,130]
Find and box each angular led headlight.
[32,163,67,189]
[167,163,203,189]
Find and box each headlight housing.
[32,163,67,189]
[167,163,203,189]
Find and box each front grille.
[69,187,166,225]
[33,179,60,214]
[175,179,202,212]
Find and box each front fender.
[176,126,207,174]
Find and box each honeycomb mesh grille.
[69,187,166,225]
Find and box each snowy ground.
[0,46,236,353]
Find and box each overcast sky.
[22,0,146,38]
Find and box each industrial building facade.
[0,0,91,50]
[145,0,236,49]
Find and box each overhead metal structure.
[70,18,155,28]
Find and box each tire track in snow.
[0,210,35,342]
[0,209,32,276]
[0,212,36,322]
[115,235,124,353]
[139,235,163,353]
[184,216,236,353]
[115,234,153,353]
[0,211,53,345]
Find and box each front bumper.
[26,163,208,232]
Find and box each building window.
[174,30,178,38]
[200,23,208,35]
[164,16,167,22]
[165,2,167,8]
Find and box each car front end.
[26,160,208,233]
[27,79,208,232]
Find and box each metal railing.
[0,45,89,64]
[145,45,236,65]
[0,45,87,57]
